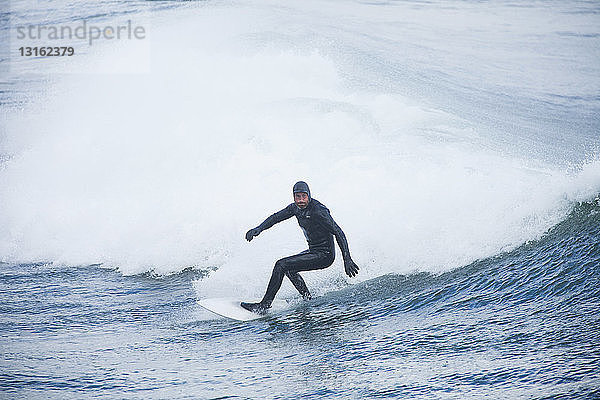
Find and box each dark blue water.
[1,199,599,399]
[2,0,600,398]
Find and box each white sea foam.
[1,1,599,300]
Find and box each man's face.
[294,192,309,209]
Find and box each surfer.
[241,181,359,314]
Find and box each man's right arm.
[246,204,295,241]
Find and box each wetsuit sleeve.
[256,204,295,232]
[317,207,352,261]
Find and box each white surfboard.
[198,298,289,321]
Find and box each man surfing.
[241,181,359,314]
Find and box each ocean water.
[1,0,600,398]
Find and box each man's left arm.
[318,208,359,277]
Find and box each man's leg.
[285,270,311,300]
[261,251,333,306]
[242,251,333,313]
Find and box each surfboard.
[198,298,288,321]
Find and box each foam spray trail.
[1,2,599,302]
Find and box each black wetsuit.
[255,198,351,305]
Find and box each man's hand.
[344,258,359,277]
[245,228,261,242]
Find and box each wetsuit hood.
[293,181,311,200]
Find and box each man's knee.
[274,259,288,274]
